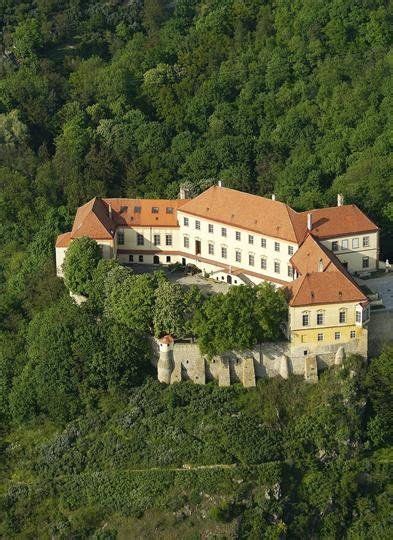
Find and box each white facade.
[321,231,379,273]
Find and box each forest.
[0,0,392,538]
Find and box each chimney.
[318,258,324,272]
[337,193,344,207]
[307,212,312,231]
[271,193,276,201]
[218,180,222,187]
[179,185,190,199]
[108,203,112,219]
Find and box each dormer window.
[120,205,128,213]
[152,207,159,214]
[166,207,173,214]
[134,206,141,213]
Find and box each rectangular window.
[137,233,144,246]
[166,207,173,214]
[261,257,267,270]
[302,314,309,326]
[183,236,189,248]
[248,235,254,245]
[341,239,348,250]
[249,254,255,266]
[332,241,338,251]
[317,313,324,325]
[274,242,280,252]
[335,332,341,340]
[138,255,144,262]
[208,243,214,255]
[153,234,160,246]
[362,256,369,268]
[356,311,361,323]
[166,256,171,263]
[317,333,324,341]
[288,245,294,255]
[152,207,159,214]
[129,254,133,262]
[195,220,200,230]
[165,234,172,246]
[117,231,124,245]
[352,238,359,249]
[288,266,293,278]
[274,261,280,273]
[236,231,241,241]
[350,330,356,338]
[363,236,370,247]
[184,217,189,226]
[261,238,266,248]
[221,246,227,259]
[134,206,141,213]
[235,250,241,263]
[339,310,346,323]
[221,227,227,237]
[208,224,214,233]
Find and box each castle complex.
[56,184,380,383]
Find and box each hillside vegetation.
[0,1,392,538]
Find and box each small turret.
[157,335,174,384]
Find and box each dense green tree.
[63,237,101,296]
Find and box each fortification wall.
[367,309,393,356]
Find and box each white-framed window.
[332,241,338,251]
[288,245,294,255]
[362,257,369,268]
[183,236,189,248]
[363,236,370,247]
[274,261,280,273]
[166,255,171,262]
[335,332,341,340]
[235,250,241,263]
[248,235,254,245]
[184,217,189,226]
[195,220,200,230]
[274,242,280,252]
[316,312,324,325]
[339,309,347,324]
[261,257,267,270]
[236,231,241,241]
[221,227,227,237]
[317,333,324,341]
[341,239,348,249]
[249,253,255,266]
[208,243,214,255]
[166,234,172,246]
[350,330,356,338]
[166,207,173,214]
[221,246,227,258]
[302,313,309,326]
[288,266,293,278]
[137,233,144,246]
[352,238,359,249]
[152,207,159,214]
[356,310,361,323]
[153,234,160,246]
[117,231,124,245]
[208,224,214,233]
[261,238,266,248]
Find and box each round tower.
[157,335,174,384]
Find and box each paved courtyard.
[357,272,393,310]
[124,264,230,295]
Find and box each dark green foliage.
[193,283,287,355]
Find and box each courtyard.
[356,272,393,310]
[124,263,231,295]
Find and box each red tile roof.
[287,235,367,307]
[55,231,72,248]
[104,198,187,228]
[71,198,115,239]
[179,186,305,242]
